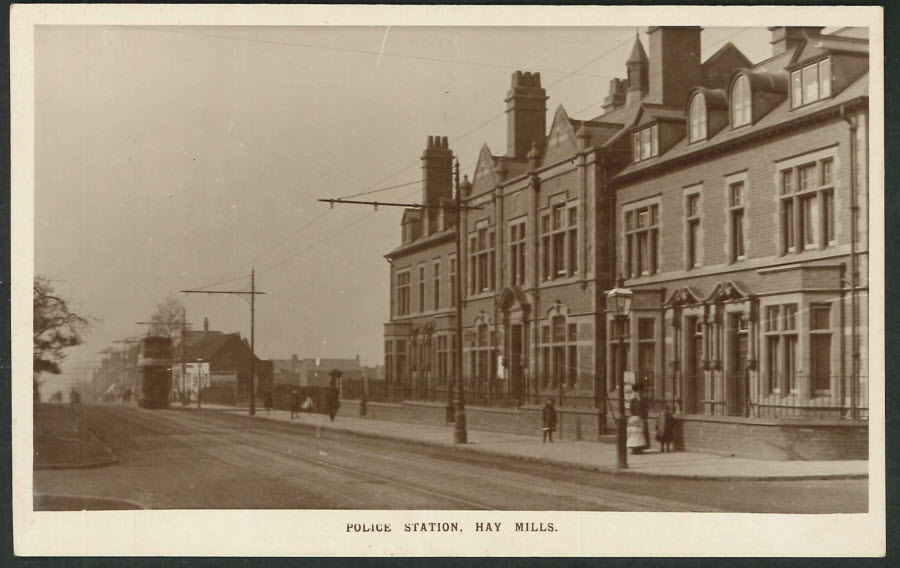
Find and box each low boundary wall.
[340,398,867,461]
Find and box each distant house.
[181,319,273,397]
[270,354,364,387]
[361,365,385,381]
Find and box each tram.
[137,335,173,409]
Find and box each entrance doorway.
[727,313,748,416]
[685,317,703,413]
[510,323,524,402]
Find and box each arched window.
[689,93,707,142]
[731,76,751,127]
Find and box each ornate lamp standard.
[452,159,469,444]
[605,276,633,469]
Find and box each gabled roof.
[184,329,224,347]
[470,144,499,195]
[542,105,579,165]
[613,72,868,180]
[702,41,752,71]
[184,332,240,361]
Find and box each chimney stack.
[421,135,452,235]
[768,26,825,56]
[647,26,702,107]
[603,78,628,111]
[505,71,548,160]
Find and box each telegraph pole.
[112,339,140,389]
[318,158,479,444]
[182,270,265,416]
[451,158,467,444]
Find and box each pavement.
[200,404,869,481]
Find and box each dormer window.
[632,124,658,163]
[791,58,832,108]
[689,93,707,142]
[731,75,751,127]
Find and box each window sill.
[466,291,496,301]
[539,276,581,289]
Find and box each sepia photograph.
[12,4,884,557]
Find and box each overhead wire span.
[128,25,619,79]
[259,187,421,274]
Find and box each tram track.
[106,406,717,511]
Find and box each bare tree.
[33,276,91,401]
[148,294,185,339]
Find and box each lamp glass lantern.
[605,280,634,319]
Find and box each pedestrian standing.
[326,383,340,422]
[290,389,299,419]
[264,390,273,414]
[626,415,647,454]
[541,398,557,443]
[655,405,675,452]
[629,385,649,453]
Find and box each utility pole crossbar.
[318,198,482,211]
[181,270,265,416]
[322,159,469,444]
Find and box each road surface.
[33,405,867,512]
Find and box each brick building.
[381,26,869,456]
[608,26,869,423]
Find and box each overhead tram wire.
[128,25,617,80]
[192,208,334,290]
[337,178,423,200]
[295,33,639,267]
[323,30,638,202]
[258,186,422,275]
[189,178,423,292]
[189,28,751,292]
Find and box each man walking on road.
[290,389,299,419]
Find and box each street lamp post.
[453,158,469,444]
[606,276,633,469]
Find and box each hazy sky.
[35,25,774,392]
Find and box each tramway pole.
[112,339,140,390]
[452,158,467,444]
[317,155,482,443]
[182,270,266,416]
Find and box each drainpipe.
[839,263,847,414]
[840,104,859,420]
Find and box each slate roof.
[612,72,868,180]
[184,333,239,361]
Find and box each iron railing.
[339,373,869,421]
